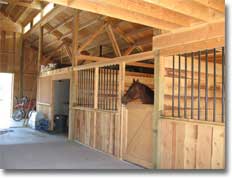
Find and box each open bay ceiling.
[0,0,225,63]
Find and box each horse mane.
[138,82,154,93]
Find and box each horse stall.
[37,67,72,131]
[157,48,225,169]
[122,67,154,168]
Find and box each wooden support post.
[93,67,99,148]
[153,50,165,169]
[119,62,125,159]
[19,34,24,98]
[38,26,43,74]
[68,10,80,140]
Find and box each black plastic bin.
[54,114,68,133]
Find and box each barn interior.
[0,0,225,169]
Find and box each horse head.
[122,79,141,105]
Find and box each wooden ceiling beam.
[142,0,224,22]
[113,25,143,52]
[98,0,196,27]
[106,24,122,57]
[6,0,42,10]
[153,19,225,56]
[45,0,181,30]
[193,0,225,13]
[78,23,106,53]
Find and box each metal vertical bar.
[178,55,181,117]
[115,65,118,110]
[184,53,187,118]
[106,66,109,110]
[213,48,216,122]
[98,68,101,109]
[191,52,194,119]
[93,68,95,108]
[103,67,106,110]
[83,70,86,107]
[205,50,208,121]
[109,66,112,110]
[198,51,201,120]
[222,47,225,123]
[172,56,175,117]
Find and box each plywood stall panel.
[158,119,225,169]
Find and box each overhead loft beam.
[0,12,22,32]
[23,5,66,38]
[6,0,42,10]
[74,51,154,70]
[45,0,181,30]
[193,0,225,13]
[98,0,196,27]
[153,19,225,56]
[106,24,122,57]
[142,0,224,22]
[76,55,154,69]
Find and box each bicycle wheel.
[12,110,25,121]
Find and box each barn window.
[43,3,55,16]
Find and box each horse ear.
[136,79,139,82]
[133,79,135,83]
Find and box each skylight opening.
[43,3,55,16]
[33,12,42,25]
[23,23,31,34]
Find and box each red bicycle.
[12,96,36,121]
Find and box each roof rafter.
[45,0,181,30]
[142,0,224,22]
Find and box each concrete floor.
[0,128,141,169]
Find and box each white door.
[0,73,14,129]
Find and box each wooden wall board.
[158,118,225,169]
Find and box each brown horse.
[122,79,154,105]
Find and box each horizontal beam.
[153,19,225,55]
[142,0,224,22]
[76,54,154,68]
[7,0,42,10]
[46,0,180,30]
[74,51,154,70]
[98,0,195,27]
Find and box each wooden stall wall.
[0,30,37,107]
[158,119,225,169]
[74,109,121,157]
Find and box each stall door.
[123,103,153,168]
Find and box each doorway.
[0,73,14,129]
[53,79,70,136]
